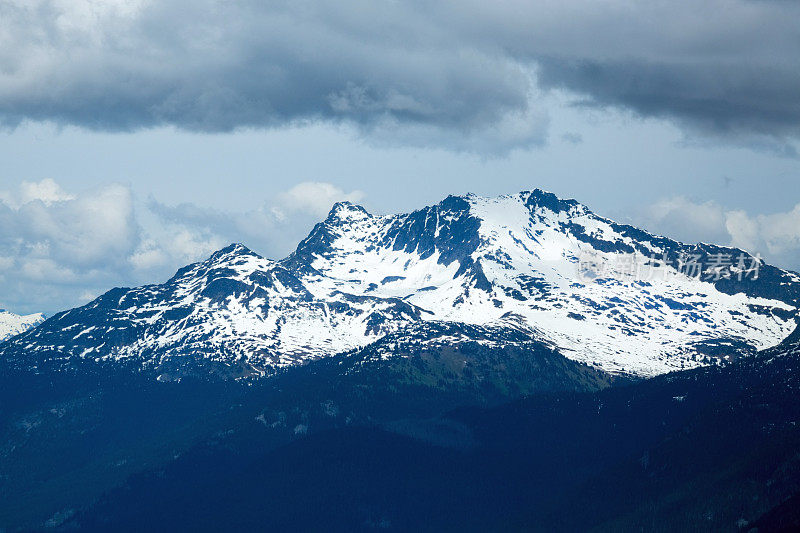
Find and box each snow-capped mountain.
[0,245,422,379]
[0,310,44,342]
[2,190,799,378]
[284,191,799,375]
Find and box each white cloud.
[647,196,729,245]
[0,178,75,208]
[644,196,800,272]
[17,183,138,268]
[0,180,165,313]
[0,182,138,316]
[19,257,78,283]
[725,210,760,252]
[0,180,139,277]
[78,289,99,302]
[18,178,76,206]
[129,228,227,274]
[143,180,366,267]
[128,241,167,272]
[751,205,800,256]
[275,181,365,219]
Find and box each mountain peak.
[437,194,474,212]
[210,242,259,259]
[518,188,585,215]
[167,242,265,283]
[326,201,370,222]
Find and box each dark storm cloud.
[1,0,799,150]
[536,59,800,139]
[0,0,540,152]
[456,0,800,145]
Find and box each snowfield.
[0,310,44,342]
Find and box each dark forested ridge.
[0,327,616,530]
[56,341,800,532]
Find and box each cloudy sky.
[1,0,799,315]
